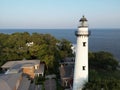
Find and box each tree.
[83,51,120,90]
[89,51,118,71]
[0,32,73,75]
[57,39,73,59]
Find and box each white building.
[73,16,90,90]
[26,42,34,47]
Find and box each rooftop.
[1,60,40,69]
[0,73,22,90]
[18,75,31,90]
[59,64,74,78]
[35,64,45,74]
[79,15,87,22]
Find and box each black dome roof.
[79,15,87,22]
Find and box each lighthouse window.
[83,66,86,70]
[83,42,86,47]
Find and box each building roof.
[0,73,31,90]
[59,65,74,78]
[79,15,87,22]
[0,79,11,90]
[22,63,34,68]
[2,60,40,74]
[35,64,44,74]
[1,61,15,69]
[1,60,40,69]
[0,73,22,90]
[5,69,20,74]
[18,75,30,90]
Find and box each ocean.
[0,29,120,61]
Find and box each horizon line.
[0,27,120,29]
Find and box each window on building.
[83,42,86,47]
[83,66,86,70]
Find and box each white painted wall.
[73,27,89,90]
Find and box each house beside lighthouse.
[73,16,90,90]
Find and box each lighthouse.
[73,16,90,90]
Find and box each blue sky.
[0,0,120,29]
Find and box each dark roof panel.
[79,15,87,22]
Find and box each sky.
[0,0,120,29]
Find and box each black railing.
[75,31,91,36]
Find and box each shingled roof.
[0,73,21,90]
[1,60,40,69]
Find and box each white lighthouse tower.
[73,16,90,90]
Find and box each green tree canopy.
[83,51,120,90]
[0,32,73,74]
[89,51,118,71]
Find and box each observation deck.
[75,31,91,36]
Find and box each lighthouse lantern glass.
[80,21,88,27]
